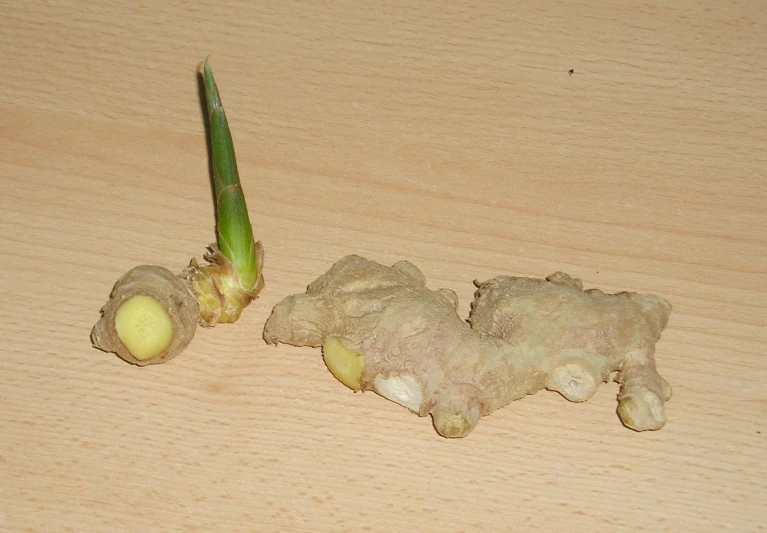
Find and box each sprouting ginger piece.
[90,60,264,367]
[263,255,672,437]
[470,272,672,431]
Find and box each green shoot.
[203,58,260,290]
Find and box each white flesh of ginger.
[373,375,424,412]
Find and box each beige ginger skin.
[263,255,672,437]
[470,272,672,432]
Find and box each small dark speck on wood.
[568,69,574,75]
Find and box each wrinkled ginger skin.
[264,255,673,436]
[470,272,673,431]
[91,265,200,366]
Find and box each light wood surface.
[1,2,765,532]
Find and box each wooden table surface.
[1,2,765,532]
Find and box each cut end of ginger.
[115,295,173,360]
[322,337,365,391]
[91,265,200,366]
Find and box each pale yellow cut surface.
[322,337,365,391]
[114,295,173,360]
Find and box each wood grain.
[1,2,764,532]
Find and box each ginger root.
[263,255,672,437]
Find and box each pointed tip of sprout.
[202,56,222,113]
